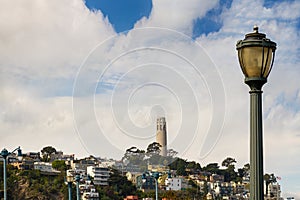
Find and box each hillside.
[0,164,69,200]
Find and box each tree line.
[0,145,279,199]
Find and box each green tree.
[220,157,237,182]
[221,165,237,182]
[4,166,68,199]
[41,146,57,162]
[52,160,67,171]
[174,158,188,176]
[221,157,236,168]
[146,142,161,155]
[108,168,137,199]
[202,163,220,174]
[264,173,277,196]
[167,149,178,157]
[123,146,146,167]
[186,161,201,172]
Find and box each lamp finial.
[253,25,259,33]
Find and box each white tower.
[156,117,167,156]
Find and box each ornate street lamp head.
[142,173,147,183]
[236,26,277,90]
[66,175,74,183]
[17,147,23,161]
[1,148,9,157]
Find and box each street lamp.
[0,147,22,200]
[66,173,74,200]
[236,26,276,200]
[75,174,81,200]
[142,172,160,200]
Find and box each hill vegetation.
[0,144,279,199]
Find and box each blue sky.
[84,0,299,37]
[1,0,300,198]
[85,0,152,33]
[84,0,232,37]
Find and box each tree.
[202,163,220,174]
[221,165,237,182]
[176,159,188,176]
[52,160,67,171]
[186,161,201,172]
[167,149,178,157]
[123,146,146,167]
[108,168,137,198]
[221,157,236,168]
[244,163,250,171]
[41,146,57,162]
[264,173,277,196]
[220,157,237,182]
[236,163,250,182]
[124,147,145,158]
[146,142,161,155]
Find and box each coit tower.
[156,117,167,157]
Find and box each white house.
[87,166,110,186]
[165,177,182,191]
[34,162,60,174]
[82,188,99,200]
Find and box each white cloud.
[135,0,218,35]
[0,0,115,156]
[0,0,114,80]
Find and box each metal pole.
[3,156,7,200]
[249,88,264,200]
[277,183,279,200]
[75,175,80,200]
[68,182,72,200]
[155,178,158,200]
[76,181,80,200]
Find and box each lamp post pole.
[68,181,72,200]
[75,174,81,200]
[248,78,265,200]
[236,26,276,200]
[142,172,160,200]
[1,149,8,200]
[66,174,74,200]
[1,147,22,200]
[154,173,159,200]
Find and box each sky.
[0,0,299,198]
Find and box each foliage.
[123,146,146,167]
[123,144,179,170]
[220,165,237,182]
[167,148,178,157]
[146,142,161,155]
[186,161,201,171]
[159,188,204,200]
[94,168,138,200]
[52,160,67,171]
[1,167,67,199]
[108,168,137,197]
[264,173,277,195]
[168,158,202,176]
[168,158,187,176]
[236,163,250,182]
[41,146,57,162]
[221,157,236,168]
[202,163,220,174]
[0,145,280,200]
